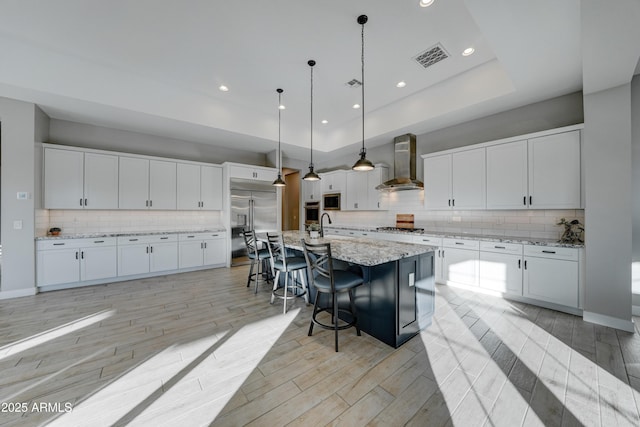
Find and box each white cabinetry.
[523,245,579,308]
[423,148,485,210]
[442,238,480,287]
[178,232,226,269]
[479,242,523,295]
[44,148,119,209]
[302,179,321,202]
[227,164,277,182]
[320,170,346,194]
[413,235,444,284]
[177,163,223,210]
[119,157,177,209]
[345,166,389,211]
[486,130,581,209]
[117,235,178,276]
[37,238,117,286]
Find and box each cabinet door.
[80,246,117,281]
[345,171,367,210]
[201,166,223,210]
[149,160,176,209]
[118,243,150,276]
[452,148,485,209]
[423,155,452,210]
[37,249,80,286]
[179,241,204,269]
[368,167,388,210]
[302,179,321,202]
[44,148,84,209]
[443,247,479,287]
[398,257,419,336]
[528,131,581,209]
[203,237,226,265]
[150,242,178,272]
[176,163,201,210]
[486,140,528,209]
[84,153,119,209]
[119,157,150,209]
[524,257,578,307]
[479,251,523,295]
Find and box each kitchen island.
[282,231,436,348]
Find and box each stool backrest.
[301,239,335,291]
[266,232,286,270]
[242,229,259,257]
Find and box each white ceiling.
[0,0,635,162]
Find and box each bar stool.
[266,233,308,313]
[301,239,364,352]
[242,229,271,294]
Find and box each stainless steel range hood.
[376,133,424,191]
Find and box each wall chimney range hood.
[376,133,424,191]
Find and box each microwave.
[323,193,341,210]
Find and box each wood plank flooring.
[0,266,639,426]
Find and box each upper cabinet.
[320,170,346,194]
[486,130,581,209]
[44,148,119,209]
[177,163,223,210]
[119,157,176,210]
[423,147,486,210]
[344,166,389,211]
[226,163,277,182]
[302,179,321,202]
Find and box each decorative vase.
[309,230,319,239]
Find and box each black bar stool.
[301,239,364,352]
[242,230,271,293]
[266,233,308,313]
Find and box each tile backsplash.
[330,192,584,240]
[36,209,222,236]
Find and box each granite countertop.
[35,228,227,241]
[281,230,436,267]
[324,225,584,248]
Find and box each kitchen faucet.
[320,212,332,237]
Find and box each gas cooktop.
[376,227,424,233]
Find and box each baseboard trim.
[0,287,37,300]
[583,311,635,332]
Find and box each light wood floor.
[0,266,639,426]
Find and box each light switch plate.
[17,192,28,200]
[13,220,23,230]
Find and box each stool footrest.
[310,307,358,331]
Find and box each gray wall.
[632,75,640,309]
[0,97,39,296]
[49,119,268,166]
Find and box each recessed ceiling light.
[278,104,286,110]
[396,81,407,88]
[321,119,328,124]
[462,47,475,56]
[419,0,435,7]
[219,85,229,92]
[353,104,361,109]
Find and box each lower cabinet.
[413,235,444,284]
[442,238,480,287]
[178,232,226,269]
[117,234,178,276]
[523,245,579,308]
[37,238,117,286]
[479,242,523,296]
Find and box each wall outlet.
[16,192,28,200]
[13,220,23,230]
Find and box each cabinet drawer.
[442,238,480,250]
[117,235,159,245]
[479,241,523,255]
[179,232,225,241]
[524,245,578,261]
[413,235,443,246]
[37,237,117,251]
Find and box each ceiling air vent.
[345,78,362,88]
[413,44,449,68]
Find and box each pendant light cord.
[360,20,365,156]
[278,90,282,174]
[310,63,314,168]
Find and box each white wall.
[49,119,268,166]
[583,83,634,331]
[631,75,640,308]
[0,97,40,298]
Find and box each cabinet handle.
[377,202,380,208]
[84,198,88,206]
[81,251,84,259]
[160,237,169,240]
[146,246,149,253]
[452,199,455,207]
[150,246,153,253]
[146,200,149,207]
[129,238,138,241]
[363,233,368,236]
[524,260,527,269]
[448,199,451,206]
[523,196,527,206]
[94,240,104,243]
[204,242,207,249]
[149,200,153,207]
[200,242,204,249]
[529,196,532,205]
[442,250,445,258]
[75,251,79,259]
[518,259,521,269]
[212,234,218,237]
[542,250,556,254]
[53,243,65,246]
[187,235,195,238]
[494,245,506,249]
[80,198,83,206]
[455,242,464,245]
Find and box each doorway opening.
[282,168,300,231]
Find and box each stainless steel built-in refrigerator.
[230,179,278,266]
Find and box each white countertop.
[35,228,227,241]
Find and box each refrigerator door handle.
[249,198,254,231]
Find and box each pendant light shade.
[352,14,374,172]
[303,60,321,181]
[272,88,286,187]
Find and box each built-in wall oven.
[304,201,320,226]
[323,193,341,210]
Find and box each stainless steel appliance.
[376,133,424,191]
[230,179,278,266]
[304,201,320,226]
[323,193,341,210]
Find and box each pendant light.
[303,59,321,181]
[272,88,286,187]
[352,14,375,172]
